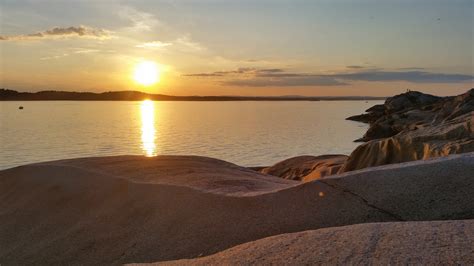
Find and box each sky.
[0,0,473,96]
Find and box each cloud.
[184,68,286,77]
[223,77,347,87]
[136,41,172,49]
[184,73,225,77]
[184,67,474,87]
[258,68,285,73]
[116,6,205,53]
[40,53,69,60]
[184,68,345,86]
[137,35,204,53]
[72,48,101,54]
[39,47,107,60]
[333,71,474,83]
[255,72,311,78]
[346,65,365,69]
[0,26,112,41]
[397,67,425,70]
[118,6,160,32]
[175,36,204,51]
[133,34,205,54]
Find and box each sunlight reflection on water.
[140,100,157,157]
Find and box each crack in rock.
[319,180,406,221]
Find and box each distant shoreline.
[0,89,386,101]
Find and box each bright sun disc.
[134,61,160,86]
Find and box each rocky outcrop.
[384,90,443,113]
[346,104,385,124]
[347,90,457,142]
[259,155,348,181]
[342,91,442,126]
[342,89,474,171]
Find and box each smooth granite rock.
[148,220,474,265]
[1,153,473,264]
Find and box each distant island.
[0,89,386,101]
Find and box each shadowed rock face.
[259,155,348,181]
[347,91,442,126]
[385,90,443,113]
[342,89,474,172]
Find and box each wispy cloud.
[332,70,474,83]
[184,68,287,77]
[175,36,205,51]
[184,68,268,77]
[184,67,474,87]
[397,67,425,70]
[224,68,346,86]
[135,41,172,49]
[184,73,225,77]
[133,36,204,53]
[185,68,345,86]
[224,76,346,87]
[40,53,70,60]
[39,47,107,60]
[0,26,113,41]
[346,65,365,69]
[118,6,160,32]
[72,48,101,54]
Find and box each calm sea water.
[0,100,380,169]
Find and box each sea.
[0,100,381,169]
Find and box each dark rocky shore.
[0,89,473,265]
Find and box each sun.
[133,61,160,86]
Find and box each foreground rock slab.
[147,220,474,265]
[1,153,473,264]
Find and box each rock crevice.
[319,179,405,221]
